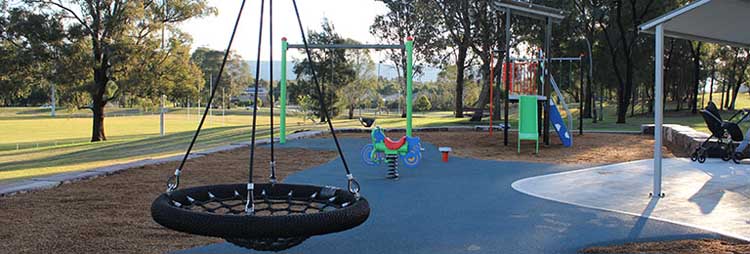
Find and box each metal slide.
[549,75,573,147]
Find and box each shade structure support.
[652,24,665,198]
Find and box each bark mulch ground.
[580,238,750,254]
[0,147,336,254]
[2,132,744,254]
[337,131,673,164]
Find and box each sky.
[179,0,391,62]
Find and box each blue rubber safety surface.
[176,137,719,254]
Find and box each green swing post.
[405,37,414,137]
[280,38,288,144]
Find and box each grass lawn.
[1,92,747,182]
[0,107,469,181]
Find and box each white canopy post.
[653,24,664,198]
[639,0,750,199]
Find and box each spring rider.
[361,127,422,179]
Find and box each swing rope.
[291,0,360,197]
[268,0,277,184]
[245,0,267,214]
[166,0,248,192]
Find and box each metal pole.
[503,9,511,146]
[222,87,226,125]
[543,17,552,146]
[209,73,213,120]
[579,56,584,136]
[653,24,664,198]
[160,95,166,136]
[489,52,494,136]
[50,83,56,117]
[405,37,414,137]
[280,38,288,143]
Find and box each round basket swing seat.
[151,183,370,251]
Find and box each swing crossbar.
[286,44,403,50]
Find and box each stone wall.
[641,124,711,156]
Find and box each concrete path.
[513,158,750,241]
[177,138,722,254]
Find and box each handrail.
[549,75,573,144]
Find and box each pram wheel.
[690,151,698,162]
[698,154,707,163]
[722,153,733,161]
[734,152,744,164]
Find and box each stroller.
[691,101,749,163]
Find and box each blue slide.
[548,99,572,147]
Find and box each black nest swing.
[150,0,370,251]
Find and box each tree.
[371,0,446,117]
[27,0,214,141]
[118,32,204,110]
[597,0,660,123]
[430,0,473,118]
[0,7,66,106]
[572,0,597,119]
[465,0,505,122]
[414,94,431,112]
[336,49,377,119]
[718,47,750,110]
[292,20,356,122]
[190,47,252,108]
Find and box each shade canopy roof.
[490,0,565,22]
[639,0,750,48]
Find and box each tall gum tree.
[28,0,213,141]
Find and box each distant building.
[233,87,269,105]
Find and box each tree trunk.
[90,67,108,142]
[91,101,106,141]
[629,86,637,117]
[454,45,468,118]
[616,57,633,123]
[470,60,492,122]
[492,56,503,120]
[691,43,701,114]
[348,105,354,119]
[583,65,593,118]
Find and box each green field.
[0,107,468,181]
[1,92,747,182]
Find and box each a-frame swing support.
[279,38,415,143]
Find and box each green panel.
[518,95,539,140]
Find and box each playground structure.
[494,52,582,148]
[490,1,588,149]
